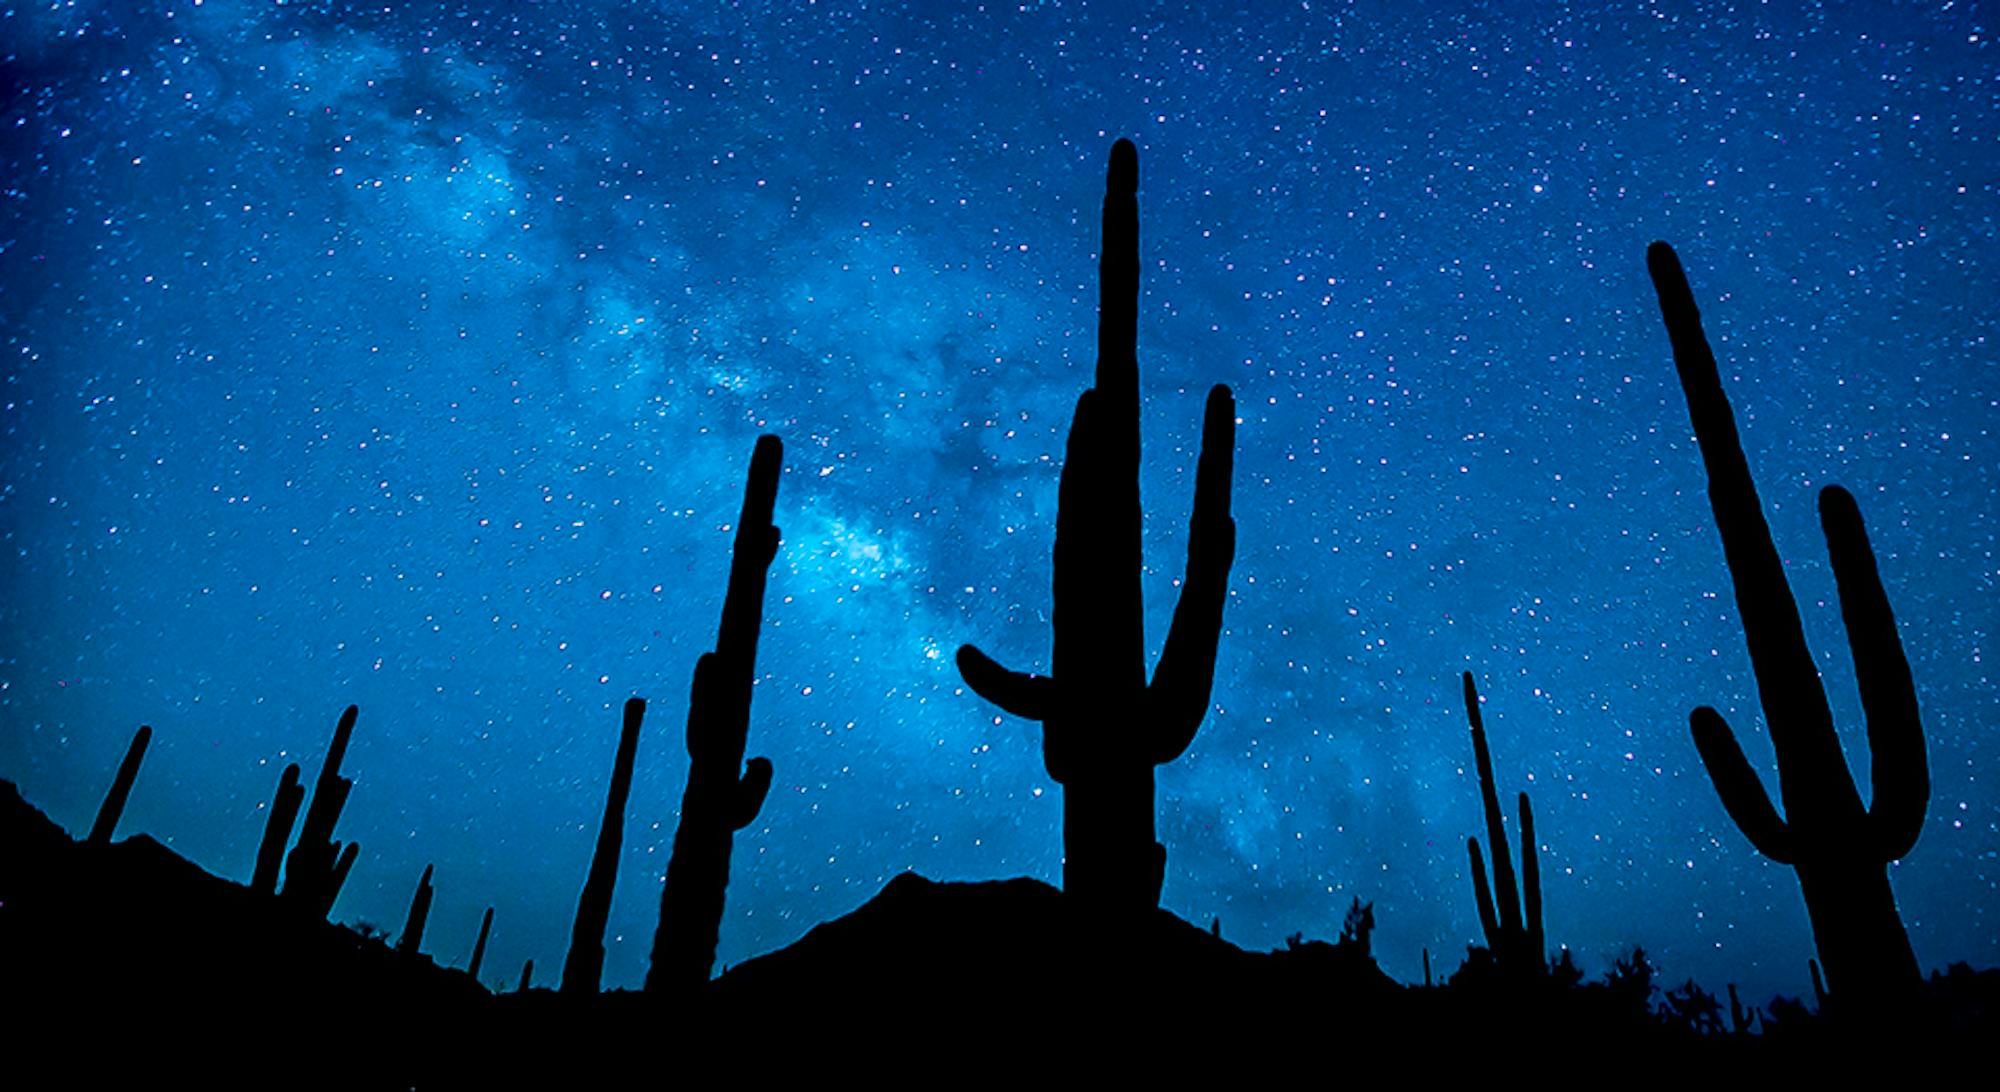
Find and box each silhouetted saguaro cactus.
[647,436,781,992]
[518,959,534,993]
[283,706,361,918]
[956,139,1237,909]
[564,698,645,995]
[399,864,435,956]
[1461,674,1545,974]
[251,762,304,895]
[1649,241,1927,1005]
[468,907,494,983]
[88,725,152,845]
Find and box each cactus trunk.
[468,907,494,983]
[283,706,360,918]
[88,726,151,845]
[647,436,782,992]
[251,763,304,896]
[399,864,435,956]
[564,698,644,994]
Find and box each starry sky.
[2,1,1993,1005]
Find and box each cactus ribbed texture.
[399,864,435,956]
[955,139,1237,909]
[564,697,645,994]
[88,726,152,845]
[468,906,494,984]
[282,706,361,918]
[647,436,782,991]
[1461,674,1545,973]
[251,762,304,895]
[1648,241,1926,1006]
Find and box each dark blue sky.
[3,1,1993,1004]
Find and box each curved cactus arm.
[1145,384,1239,766]
[1819,486,1928,860]
[1690,707,1797,864]
[1468,838,1500,950]
[727,756,774,831]
[954,646,1059,721]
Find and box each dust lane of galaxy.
[2,1,1993,1006]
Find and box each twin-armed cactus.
[1648,241,1927,1004]
[646,436,782,991]
[563,697,645,994]
[956,140,1237,908]
[282,705,362,918]
[1460,673,1544,974]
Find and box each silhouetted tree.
[1460,674,1545,976]
[647,436,782,991]
[1648,242,1927,1009]
[565,698,644,994]
[88,725,151,845]
[956,139,1237,909]
[282,706,361,918]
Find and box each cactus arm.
[1818,486,1928,860]
[954,646,1059,721]
[1145,384,1238,765]
[728,756,774,831]
[1690,707,1798,864]
[1520,792,1545,962]
[1463,674,1524,937]
[1468,838,1500,950]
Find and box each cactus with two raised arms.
[1647,241,1927,1005]
[956,140,1237,909]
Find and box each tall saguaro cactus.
[283,705,361,918]
[956,139,1238,908]
[88,725,152,845]
[1647,241,1926,1003]
[647,436,782,992]
[564,697,645,994]
[399,864,435,956]
[1460,674,1544,973]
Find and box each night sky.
[3,2,1993,1006]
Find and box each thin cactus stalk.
[251,762,304,895]
[564,698,645,995]
[399,864,435,956]
[283,706,360,918]
[518,959,534,993]
[88,725,152,845]
[956,139,1237,909]
[1462,673,1545,974]
[1648,242,1926,1005]
[468,907,494,983]
[646,436,782,992]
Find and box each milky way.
[3,1,1993,1005]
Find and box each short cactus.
[88,725,152,845]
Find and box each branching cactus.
[1648,241,1926,1004]
[282,705,360,918]
[646,436,781,991]
[1460,674,1545,974]
[956,140,1237,908]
